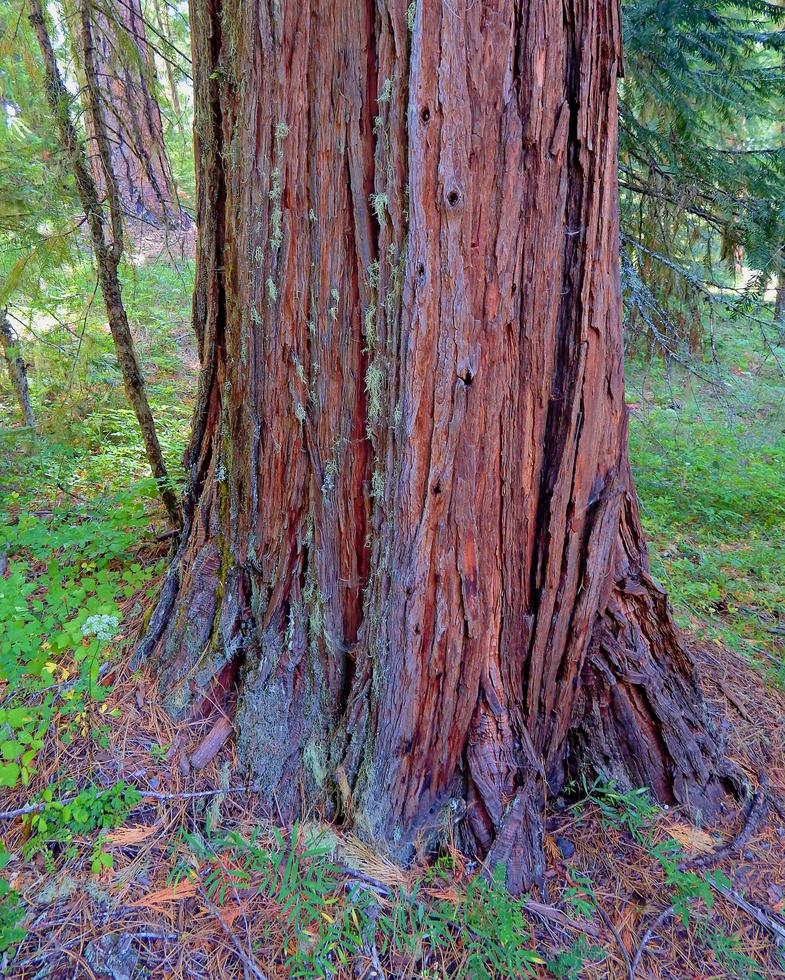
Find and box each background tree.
[0,309,35,428]
[620,0,785,351]
[75,0,190,228]
[28,0,181,526]
[140,0,740,891]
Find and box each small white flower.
[81,614,120,642]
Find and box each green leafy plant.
[576,779,730,926]
[547,936,604,979]
[0,845,25,957]
[182,824,545,979]
[701,921,767,980]
[23,781,140,872]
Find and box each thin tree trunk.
[28,0,181,528]
[79,0,188,228]
[0,311,35,429]
[141,0,740,892]
[775,269,785,326]
[151,0,183,123]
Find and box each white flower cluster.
[80,614,120,642]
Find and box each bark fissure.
[142,0,741,892]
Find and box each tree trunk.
[775,269,785,327]
[29,0,181,528]
[140,0,740,891]
[151,0,183,124]
[80,0,188,228]
[0,311,35,429]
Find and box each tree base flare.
[571,571,744,823]
[137,546,742,897]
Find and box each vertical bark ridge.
[570,461,743,820]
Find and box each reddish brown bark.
[140,0,739,891]
[81,0,187,228]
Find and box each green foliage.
[628,323,785,673]
[24,780,140,873]
[0,251,192,789]
[621,0,785,347]
[701,922,767,979]
[0,477,164,786]
[546,936,604,979]
[0,845,25,957]
[575,779,729,927]
[177,823,544,978]
[0,0,82,310]
[448,867,544,977]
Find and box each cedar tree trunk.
[81,0,187,228]
[141,0,739,891]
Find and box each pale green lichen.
[407,1,416,30]
[266,277,278,302]
[285,606,295,651]
[303,738,327,788]
[322,457,338,495]
[370,467,385,500]
[384,243,406,319]
[320,437,346,496]
[269,168,283,249]
[370,192,388,228]
[378,77,393,104]
[364,303,377,351]
[365,360,384,431]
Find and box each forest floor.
[1,245,785,978]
